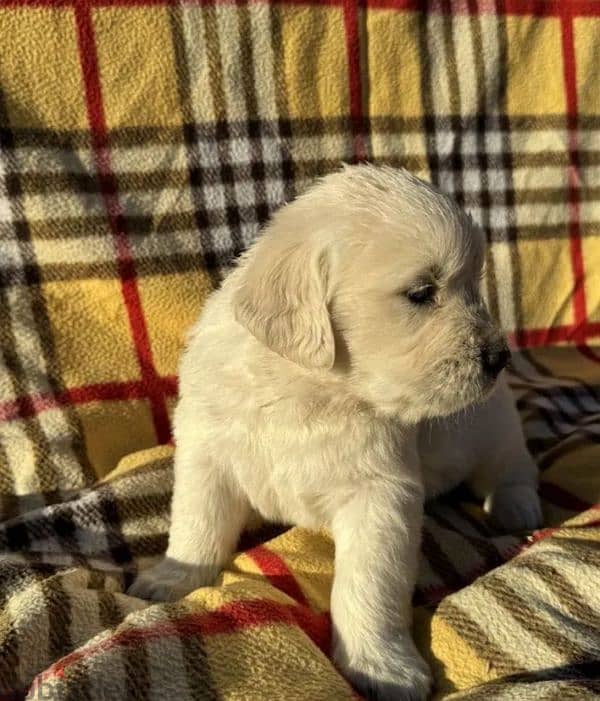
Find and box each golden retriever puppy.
[129,165,542,701]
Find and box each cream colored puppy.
[129,165,542,700]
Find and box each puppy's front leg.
[331,475,432,701]
[128,442,248,601]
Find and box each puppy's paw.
[127,557,219,602]
[335,634,432,701]
[485,483,543,532]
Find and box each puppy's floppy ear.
[233,236,335,370]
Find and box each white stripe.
[120,186,195,217]
[111,143,188,175]
[146,612,195,701]
[232,178,259,208]
[488,241,517,332]
[36,408,87,491]
[495,564,599,654]
[215,5,248,123]
[0,420,43,494]
[0,238,23,267]
[512,166,568,191]
[580,163,600,187]
[228,136,284,165]
[64,569,103,650]
[534,542,600,606]
[514,202,571,226]
[181,6,215,125]
[6,579,51,688]
[22,192,105,221]
[0,342,18,402]
[426,521,488,577]
[450,583,565,668]
[88,645,128,699]
[371,132,426,161]
[426,15,454,115]
[13,147,94,174]
[510,129,568,154]
[129,229,201,260]
[249,4,279,120]
[452,17,478,118]
[5,286,53,395]
[32,236,114,265]
[111,466,173,501]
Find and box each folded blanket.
[1,1,599,699]
[1,356,599,699]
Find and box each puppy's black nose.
[481,344,510,378]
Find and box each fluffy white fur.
[129,165,542,701]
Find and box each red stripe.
[4,321,600,425]
[42,598,330,681]
[1,0,597,437]
[560,8,600,364]
[0,376,178,423]
[510,321,600,348]
[0,0,340,6]
[7,0,600,16]
[74,3,172,442]
[246,545,309,606]
[343,0,367,162]
[522,502,600,548]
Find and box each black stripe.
[165,604,219,701]
[237,5,277,232]
[426,508,505,571]
[454,660,600,698]
[4,114,600,150]
[441,8,465,206]
[122,641,151,701]
[420,526,466,592]
[168,6,221,285]
[0,92,95,491]
[202,4,246,265]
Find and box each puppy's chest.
[233,438,353,528]
[227,410,403,528]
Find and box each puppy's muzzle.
[480,343,510,378]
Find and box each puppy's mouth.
[368,348,509,422]
[420,359,500,419]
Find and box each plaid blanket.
[1,1,599,699]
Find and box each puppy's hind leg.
[128,443,248,602]
[467,379,543,532]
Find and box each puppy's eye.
[406,285,435,305]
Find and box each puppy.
[129,165,542,701]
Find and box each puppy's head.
[233,164,508,422]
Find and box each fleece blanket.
[0,0,599,699]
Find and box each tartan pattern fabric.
[0,422,599,700]
[0,1,599,699]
